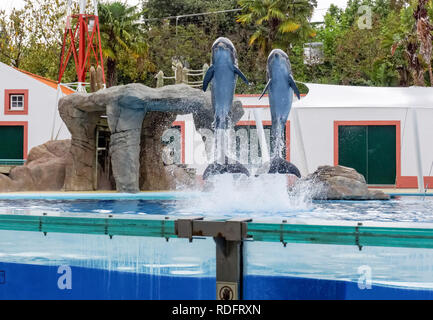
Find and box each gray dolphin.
[260,49,301,177]
[202,37,250,179]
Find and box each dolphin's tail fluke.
[203,158,250,180]
[268,156,301,177]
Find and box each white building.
[171,84,433,189]
[0,62,72,162]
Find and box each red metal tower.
[58,0,106,92]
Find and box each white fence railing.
[155,62,209,88]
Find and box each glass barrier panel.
[0,230,216,299]
[243,240,433,299]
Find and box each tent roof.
[295,83,433,109]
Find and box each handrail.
[0,159,26,166]
[155,63,209,88]
[1,211,433,249]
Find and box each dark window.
[9,94,25,110]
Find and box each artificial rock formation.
[0,140,70,192]
[59,83,244,193]
[308,165,390,200]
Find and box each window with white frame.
[9,94,25,111]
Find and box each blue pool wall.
[1,262,433,300]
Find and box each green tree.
[0,0,82,82]
[311,0,410,86]
[0,9,30,68]
[385,0,433,86]
[236,0,317,54]
[98,1,148,87]
[22,0,77,82]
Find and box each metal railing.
[0,159,26,166]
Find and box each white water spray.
[176,174,323,217]
[214,128,227,164]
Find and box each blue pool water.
[1,191,433,299]
[1,196,433,222]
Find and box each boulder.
[0,140,70,192]
[307,165,390,200]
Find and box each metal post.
[293,107,309,175]
[78,14,86,84]
[175,217,250,301]
[412,108,424,192]
[215,238,243,300]
[94,127,100,190]
[253,108,270,164]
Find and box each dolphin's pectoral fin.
[233,66,249,85]
[259,79,271,100]
[202,65,215,92]
[289,75,301,100]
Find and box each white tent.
[295,83,433,109]
[291,83,433,191]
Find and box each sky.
[0,0,348,22]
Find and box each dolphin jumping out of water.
[259,49,301,177]
[202,37,250,180]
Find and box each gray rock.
[0,140,70,192]
[58,97,104,191]
[307,165,390,200]
[59,83,244,192]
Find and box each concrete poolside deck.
[0,189,431,200]
[374,188,433,197]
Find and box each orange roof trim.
[13,67,75,95]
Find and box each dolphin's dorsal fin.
[289,75,301,100]
[202,65,215,92]
[233,66,249,85]
[259,79,271,100]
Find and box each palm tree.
[390,0,433,86]
[236,0,317,55]
[414,0,433,86]
[98,1,147,87]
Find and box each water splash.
[175,174,323,217]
